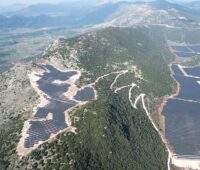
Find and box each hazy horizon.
[0,0,197,7]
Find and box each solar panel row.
[24,64,95,148]
[25,120,67,148]
[171,45,200,58]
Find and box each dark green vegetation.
[0,63,38,169]
[1,0,200,169]
[4,27,175,170]
[54,26,175,98]
[17,79,168,170]
[1,0,200,70]
[0,120,23,170]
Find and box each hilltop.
[0,26,176,170]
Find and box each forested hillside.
[0,27,175,170]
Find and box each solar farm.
[18,64,96,153]
[171,44,200,58]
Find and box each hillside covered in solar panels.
[2,0,200,169]
[0,27,177,170]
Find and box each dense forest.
[0,27,178,169]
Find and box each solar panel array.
[171,45,200,58]
[163,65,200,155]
[24,64,96,148]
[25,120,67,148]
[74,87,95,101]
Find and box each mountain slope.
[0,27,175,170]
[1,1,200,29]
[97,1,200,27]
